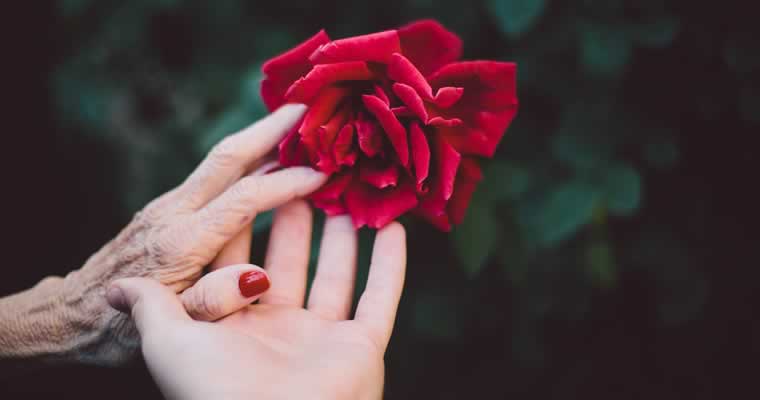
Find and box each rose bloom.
[261,19,517,230]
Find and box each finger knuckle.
[210,136,243,167]
[149,230,188,265]
[236,176,265,210]
[188,286,223,320]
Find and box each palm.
[220,304,383,393]
[178,202,405,399]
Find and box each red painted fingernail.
[238,270,270,298]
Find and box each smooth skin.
[109,218,406,400]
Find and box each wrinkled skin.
[0,105,327,366]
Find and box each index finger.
[354,222,407,351]
[179,104,307,210]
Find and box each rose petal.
[428,61,518,111]
[446,157,483,225]
[433,136,461,201]
[392,83,429,122]
[409,122,430,190]
[278,119,309,167]
[432,86,464,108]
[315,108,350,173]
[427,116,463,127]
[312,172,353,202]
[416,135,461,217]
[308,30,401,65]
[391,106,414,117]
[261,30,331,110]
[360,160,399,189]
[428,61,518,157]
[345,180,418,229]
[438,110,516,157]
[398,19,463,76]
[373,84,391,106]
[285,62,376,104]
[299,86,349,137]
[311,172,353,215]
[362,94,409,167]
[355,117,384,157]
[388,53,433,99]
[333,124,357,167]
[413,207,451,232]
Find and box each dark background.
[1,1,758,399]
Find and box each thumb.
[106,277,190,335]
[180,264,270,321]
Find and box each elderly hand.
[108,218,406,400]
[0,104,327,366]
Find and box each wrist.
[0,276,70,363]
[57,263,139,365]
[0,265,139,367]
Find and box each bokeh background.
[2,0,758,399]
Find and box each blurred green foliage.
[52,0,757,397]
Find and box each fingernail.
[238,270,270,298]
[106,285,129,313]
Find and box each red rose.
[261,19,518,230]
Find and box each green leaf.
[412,292,462,340]
[487,0,547,39]
[643,137,679,169]
[452,191,500,278]
[585,240,617,289]
[483,161,533,201]
[602,164,642,216]
[60,0,93,18]
[551,102,618,170]
[252,211,274,234]
[580,23,632,79]
[518,181,600,246]
[629,17,680,48]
